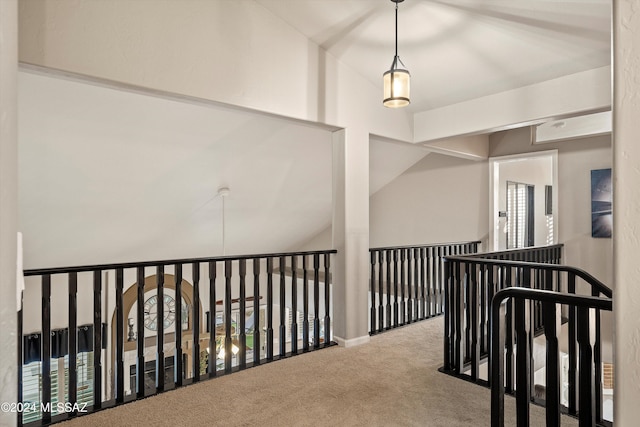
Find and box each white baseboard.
[333,334,370,348]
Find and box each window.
[21,351,94,424]
[506,181,535,248]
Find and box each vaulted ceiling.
[257,0,611,113]
[18,1,612,268]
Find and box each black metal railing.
[19,249,336,426]
[490,288,612,427]
[368,241,480,334]
[442,245,613,426]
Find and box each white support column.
[331,128,371,347]
[613,0,640,423]
[0,0,19,425]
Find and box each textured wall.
[0,1,18,425]
[613,0,640,422]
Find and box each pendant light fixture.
[383,0,410,108]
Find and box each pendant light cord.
[395,1,399,59]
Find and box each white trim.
[333,334,370,348]
[489,150,558,251]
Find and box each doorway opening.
[489,150,558,251]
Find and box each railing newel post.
[323,252,331,346]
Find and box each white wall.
[613,0,640,421]
[18,0,412,142]
[0,1,18,424]
[370,153,490,248]
[490,127,613,287]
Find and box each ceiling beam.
[422,134,489,161]
[413,66,611,143]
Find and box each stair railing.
[442,246,612,425]
[490,287,612,427]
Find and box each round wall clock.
[143,294,176,331]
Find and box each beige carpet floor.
[60,317,577,427]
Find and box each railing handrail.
[467,243,563,259]
[490,287,612,427]
[491,287,612,312]
[370,240,481,252]
[444,255,613,298]
[23,248,338,276]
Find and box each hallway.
[59,317,577,427]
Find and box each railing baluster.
[378,251,384,332]
[239,259,247,368]
[487,269,495,389]
[68,272,78,416]
[454,260,464,375]
[313,254,320,348]
[479,264,487,355]
[42,274,52,424]
[208,261,216,376]
[267,257,274,359]
[290,256,297,354]
[279,256,286,357]
[191,263,200,381]
[175,264,183,385]
[407,249,415,323]
[577,307,595,426]
[514,298,530,427]
[156,266,165,390]
[505,268,515,393]
[253,258,261,364]
[370,251,376,333]
[324,253,331,345]
[413,248,419,321]
[302,255,309,352]
[385,250,392,329]
[93,270,102,409]
[443,246,451,312]
[491,297,507,426]
[393,249,399,327]
[443,259,451,371]
[115,268,125,403]
[470,262,480,380]
[543,301,561,427]
[593,286,603,424]
[419,248,426,320]
[568,272,578,415]
[435,246,441,314]
[224,260,232,373]
[464,262,472,363]
[427,247,433,317]
[400,249,406,325]
[136,267,145,397]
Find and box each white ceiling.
[257,0,611,113]
[18,0,612,268]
